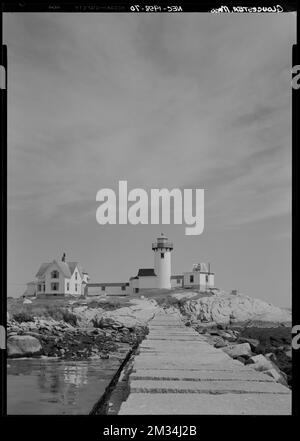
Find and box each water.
[7,357,122,415]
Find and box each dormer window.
[51,270,59,279]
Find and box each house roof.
[171,275,184,279]
[36,263,50,278]
[67,262,78,275]
[137,268,157,277]
[68,262,86,278]
[56,261,72,277]
[36,260,87,279]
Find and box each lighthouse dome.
[157,233,168,242]
[152,233,173,250]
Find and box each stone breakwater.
[118,310,291,415]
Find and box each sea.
[7,357,121,415]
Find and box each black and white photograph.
[1,2,297,420]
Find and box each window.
[101,286,105,291]
[51,270,59,279]
[161,253,164,258]
[67,283,70,291]
[206,274,209,283]
[177,278,181,284]
[135,288,139,293]
[121,286,126,291]
[38,284,42,291]
[51,282,59,291]
[190,275,194,283]
[75,284,78,292]
[75,272,77,280]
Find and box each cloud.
[5,12,294,231]
[231,106,279,127]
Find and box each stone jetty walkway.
[119,310,291,415]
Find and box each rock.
[265,353,277,363]
[73,298,158,330]
[7,335,42,357]
[223,343,252,358]
[237,337,260,349]
[213,337,227,348]
[181,292,291,325]
[23,331,42,339]
[248,354,274,372]
[195,326,207,334]
[90,328,104,335]
[209,329,223,336]
[253,343,266,355]
[218,330,237,342]
[100,353,109,359]
[264,369,288,387]
[89,354,101,360]
[285,349,292,358]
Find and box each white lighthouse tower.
[152,233,173,289]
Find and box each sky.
[4,12,295,306]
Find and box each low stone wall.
[36,294,65,299]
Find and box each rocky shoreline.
[7,317,148,361]
[7,297,158,362]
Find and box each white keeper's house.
[23,253,89,298]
